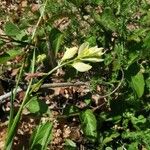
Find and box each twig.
[0,82,88,104]
[0,68,124,105]
[40,82,88,88]
[96,68,124,98]
[0,87,22,104]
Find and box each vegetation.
[0,0,150,149]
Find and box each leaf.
[80,109,97,142]
[93,7,117,31]
[0,49,23,64]
[106,147,113,150]
[131,71,145,98]
[61,47,78,61]
[67,0,84,6]
[103,132,120,145]
[49,28,64,57]
[29,122,53,150]
[25,96,48,115]
[72,62,92,72]
[65,139,77,150]
[4,21,21,37]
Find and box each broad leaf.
[30,122,53,150]
[80,109,97,141]
[72,62,92,72]
[5,21,21,37]
[25,96,48,115]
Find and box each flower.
[61,42,104,72]
[77,42,104,62]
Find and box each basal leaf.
[72,62,92,72]
[80,109,97,142]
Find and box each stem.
[30,60,74,92]
[31,0,48,40]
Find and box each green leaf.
[105,147,113,150]
[131,71,145,98]
[0,49,23,64]
[103,132,120,145]
[5,21,21,37]
[25,96,48,115]
[30,122,53,150]
[93,7,117,31]
[128,142,138,150]
[67,0,84,6]
[72,62,92,72]
[49,28,64,57]
[80,109,97,142]
[65,139,77,150]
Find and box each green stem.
[30,60,74,93]
[4,50,36,149]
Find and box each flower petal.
[61,47,78,61]
[78,42,89,55]
[81,58,104,62]
[72,62,92,72]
